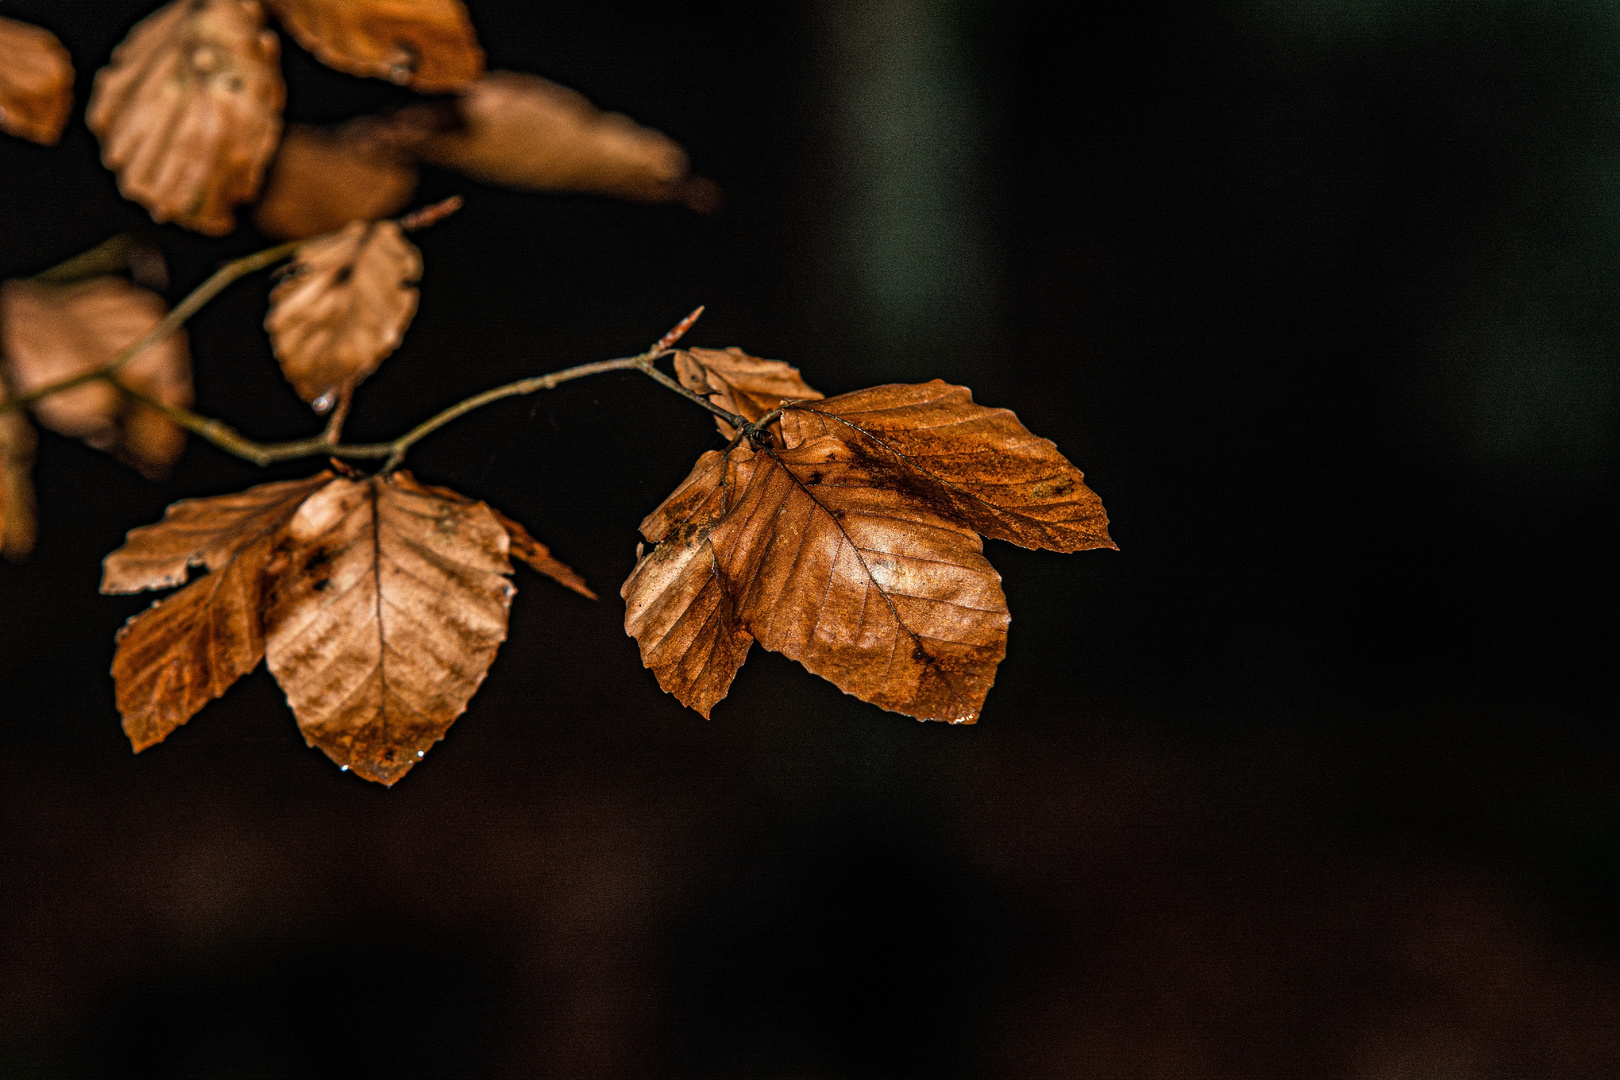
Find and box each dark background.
[2,1,1618,1076]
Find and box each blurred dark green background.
[1,1,1616,1076]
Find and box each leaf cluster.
[0,0,1116,783]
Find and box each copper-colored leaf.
[86,0,285,236]
[102,473,334,750]
[409,71,693,202]
[487,507,596,600]
[265,0,483,92]
[0,15,74,145]
[252,121,420,241]
[0,276,193,477]
[261,471,516,784]
[264,220,422,409]
[621,448,755,719]
[778,381,1116,554]
[674,346,823,440]
[624,381,1115,722]
[0,404,37,561]
[393,472,597,600]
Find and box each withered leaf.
[623,381,1115,723]
[0,404,37,561]
[0,276,193,478]
[261,471,518,784]
[102,473,334,750]
[253,121,420,241]
[674,346,823,440]
[393,473,597,599]
[265,0,483,92]
[491,508,597,600]
[409,71,694,202]
[0,15,74,145]
[621,448,754,720]
[264,220,422,410]
[87,0,285,236]
[778,381,1116,554]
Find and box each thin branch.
[378,355,649,471]
[4,197,464,419]
[33,234,147,285]
[8,225,738,471]
[632,356,749,432]
[117,351,686,470]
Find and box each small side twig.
[321,386,355,443]
[398,196,463,232]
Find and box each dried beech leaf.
[621,449,755,718]
[779,381,1116,554]
[410,71,693,202]
[87,0,285,236]
[0,405,38,561]
[262,472,516,784]
[488,507,596,599]
[390,472,597,600]
[0,276,193,477]
[624,381,1115,722]
[265,0,483,92]
[674,346,823,440]
[0,15,74,145]
[253,121,420,241]
[264,220,422,409]
[102,473,333,750]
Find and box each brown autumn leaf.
[0,404,37,561]
[0,276,193,478]
[777,381,1117,554]
[265,0,483,92]
[0,15,74,145]
[102,473,334,750]
[623,380,1115,723]
[406,71,695,203]
[86,0,285,236]
[264,220,422,410]
[397,474,597,599]
[674,346,823,440]
[252,121,420,241]
[259,471,524,784]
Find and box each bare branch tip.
[651,306,705,355]
[398,195,464,232]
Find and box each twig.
[1,240,301,415]
[7,225,740,472]
[398,195,463,232]
[321,386,354,442]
